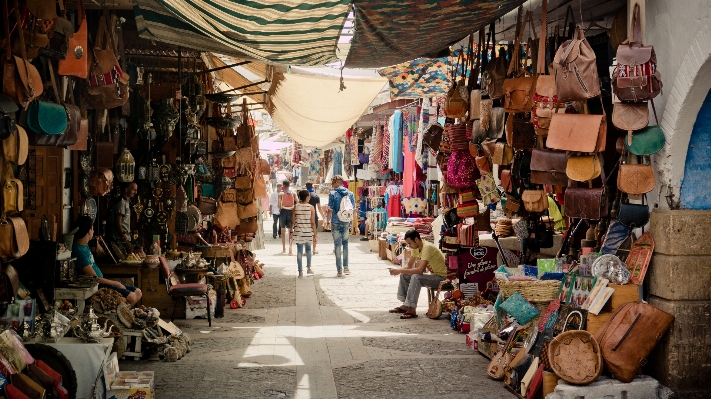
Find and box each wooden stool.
[54,284,98,314]
[427,281,455,306]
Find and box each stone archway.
[655,25,711,208]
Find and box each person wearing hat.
[72,216,143,306]
[269,182,283,239]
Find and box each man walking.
[269,182,282,239]
[388,230,447,319]
[305,181,323,254]
[279,180,297,255]
[327,175,355,277]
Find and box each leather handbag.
[593,302,674,383]
[4,168,23,214]
[258,158,270,176]
[619,196,650,228]
[487,107,506,139]
[493,142,514,165]
[522,190,548,213]
[530,149,569,187]
[470,119,487,146]
[234,216,257,234]
[513,150,532,181]
[618,158,655,195]
[475,152,491,174]
[41,1,73,60]
[565,156,608,220]
[503,75,537,113]
[500,169,513,193]
[26,63,68,137]
[626,125,665,156]
[506,113,537,149]
[56,81,80,147]
[214,196,240,229]
[612,102,648,133]
[547,113,606,153]
[482,24,507,100]
[3,123,28,165]
[253,172,267,199]
[198,197,217,215]
[235,187,254,204]
[86,13,129,109]
[550,26,601,101]
[422,123,444,152]
[612,4,662,102]
[89,168,114,197]
[566,155,601,182]
[58,0,89,78]
[0,94,18,140]
[3,0,44,109]
[0,217,30,259]
[236,201,259,219]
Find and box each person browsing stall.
[269,182,282,239]
[72,216,143,306]
[388,230,447,319]
[279,180,297,255]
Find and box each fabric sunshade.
[267,72,387,147]
[346,0,523,68]
[204,54,268,103]
[134,0,350,66]
[378,48,470,99]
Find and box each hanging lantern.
[148,159,160,182]
[117,148,135,182]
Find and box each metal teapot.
[73,307,112,343]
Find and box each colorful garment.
[390,111,403,173]
[350,133,359,165]
[381,119,390,171]
[372,123,383,168]
[401,197,428,217]
[332,148,343,176]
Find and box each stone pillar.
[648,209,711,393]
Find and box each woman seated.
[72,216,143,306]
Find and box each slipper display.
[400,313,418,319]
[389,307,407,313]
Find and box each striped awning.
[346,0,524,68]
[134,0,350,66]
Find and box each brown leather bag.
[0,217,30,259]
[565,157,608,220]
[56,74,79,147]
[234,217,258,234]
[198,197,217,215]
[475,153,491,174]
[612,4,662,103]
[58,0,89,78]
[550,27,601,101]
[87,14,129,109]
[3,125,28,165]
[422,124,444,152]
[3,0,43,109]
[214,197,240,229]
[503,10,538,113]
[482,24,507,100]
[618,160,655,195]
[567,155,601,182]
[547,113,607,153]
[493,142,514,165]
[530,149,569,187]
[612,101,650,146]
[500,169,513,193]
[506,113,537,149]
[253,172,267,198]
[3,168,23,214]
[66,118,88,151]
[258,158,270,176]
[522,190,548,213]
[593,302,674,383]
[89,168,114,196]
[236,201,259,219]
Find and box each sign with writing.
[457,246,499,291]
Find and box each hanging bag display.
[87,13,129,109]
[482,23,507,100]
[566,154,601,182]
[58,0,89,78]
[612,4,662,102]
[617,156,655,195]
[503,9,538,113]
[564,157,608,220]
[546,102,606,153]
[550,26,601,101]
[3,0,44,109]
[530,149,569,187]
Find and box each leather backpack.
[550,26,601,101]
[3,0,44,109]
[482,23,507,100]
[503,9,538,114]
[612,4,662,102]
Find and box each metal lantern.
[117,148,135,182]
[147,158,160,182]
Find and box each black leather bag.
[0,94,18,140]
[618,196,650,228]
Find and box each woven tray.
[497,279,561,303]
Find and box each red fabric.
[387,193,401,218]
[403,140,415,197]
[169,283,208,296]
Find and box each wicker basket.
[198,245,232,259]
[548,330,602,385]
[496,279,561,303]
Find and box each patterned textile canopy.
[345,0,524,68]
[378,48,471,99]
[134,0,350,65]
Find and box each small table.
[54,284,99,314]
[175,267,209,284]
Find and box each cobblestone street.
[121,220,514,398]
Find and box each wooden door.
[23,147,64,241]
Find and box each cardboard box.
[105,354,155,399]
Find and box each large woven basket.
[496,279,561,303]
[548,330,602,385]
[198,245,232,259]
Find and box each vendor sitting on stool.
[388,230,446,319]
[72,216,143,306]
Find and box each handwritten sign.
[457,246,499,291]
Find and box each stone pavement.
[121,220,515,398]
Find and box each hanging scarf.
[381,119,390,171]
[415,98,431,168]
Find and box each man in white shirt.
[269,183,282,239]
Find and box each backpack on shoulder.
[337,192,354,223]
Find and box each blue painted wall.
[681,90,711,209]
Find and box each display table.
[54,284,98,314]
[98,263,143,286]
[29,337,113,399]
[478,233,565,259]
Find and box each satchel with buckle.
[522,190,548,213]
[530,149,569,187]
[566,155,601,182]
[506,113,537,149]
[503,10,538,114]
[564,157,608,220]
[612,4,662,102]
[618,156,655,195]
[550,26,601,101]
[58,0,89,78]
[3,1,44,109]
[547,110,606,153]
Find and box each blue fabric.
[72,243,104,278]
[500,292,540,325]
[391,111,403,173]
[328,187,355,223]
[331,222,350,271]
[296,242,312,271]
[333,149,343,176]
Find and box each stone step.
[545,375,673,399]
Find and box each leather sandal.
[400,312,418,319]
[389,307,407,313]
